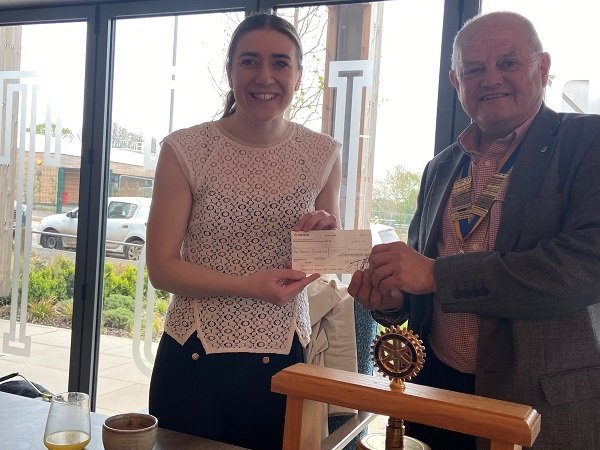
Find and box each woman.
[146,13,341,450]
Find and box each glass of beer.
[44,392,91,450]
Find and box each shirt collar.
[457,108,539,159]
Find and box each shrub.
[103,262,170,303]
[103,307,134,329]
[104,294,135,311]
[29,267,61,302]
[13,253,169,339]
[152,315,163,338]
[136,313,164,340]
[52,255,75,299]
[154,297,170,315]
[104,263,137,298]
[57,299,74,320]
[155,286,169,301]
[28,297,56,322]
[27,255,74,302]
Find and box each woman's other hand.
[294,210,338,232]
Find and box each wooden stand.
[272,363,540,450]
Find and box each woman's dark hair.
[222,13,303,118]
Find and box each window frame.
[0,0,477,409]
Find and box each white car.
[38,197,151,260]
[370,223,400,245]
[13,200,27,237]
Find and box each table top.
[0,391,247,450]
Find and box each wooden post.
[272,364,540,450]
[322,4,382,231]
[0,26,22,297]
[281,396,322,450]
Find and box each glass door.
[275,0,444,438]
[97,10,245,415]
[276,0,443,237]
[96,0,445,416]
[0,21,86,396]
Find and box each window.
[277,1,443,239]
[0,0,451,414]
[0,21,86,396]
[482,0,600,115]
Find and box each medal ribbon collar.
[451,148,519,241]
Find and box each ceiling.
[0,0,127,9]
[0,0,89,5]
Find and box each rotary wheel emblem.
[372,326,425,388]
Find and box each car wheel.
[41,230,62,250]
[124,238,144,260]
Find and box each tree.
[371,165,421,225]
[28,123,75,140]
[111,122,144,150]
[283,6,328,128]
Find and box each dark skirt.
[149,332,304,450]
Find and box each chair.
[306,275,378,449]
[324,301,377,450]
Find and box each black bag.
[0,372,52,399]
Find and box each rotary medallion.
[371,326,426,389]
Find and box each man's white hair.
[451,11,543,71]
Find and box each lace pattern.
[163,121,339,354]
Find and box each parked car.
[37,197,151,260]
[12,200,27,237]
[370,222,400,245]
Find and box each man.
[349,11,600,450]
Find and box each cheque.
[291,229,372,274]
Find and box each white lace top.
[162,121,340,354]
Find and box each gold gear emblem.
[371,326,425,389]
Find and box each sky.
[17,0,600,182]
[18,2,440,181]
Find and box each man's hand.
[348,270,405,310]
[348,242,437,310]
[368,242,437,295]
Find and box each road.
[30,243,129,265]
[17,215,132,265]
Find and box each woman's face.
[227,28,302,124]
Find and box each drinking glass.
[43,392,91,450]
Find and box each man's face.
[449,19,550,140]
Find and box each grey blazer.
[385,105,600,449]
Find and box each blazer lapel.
[423,147,467,256]
[495,105,561,251]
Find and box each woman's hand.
[247,268,320,307]
[294,210,338,232]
